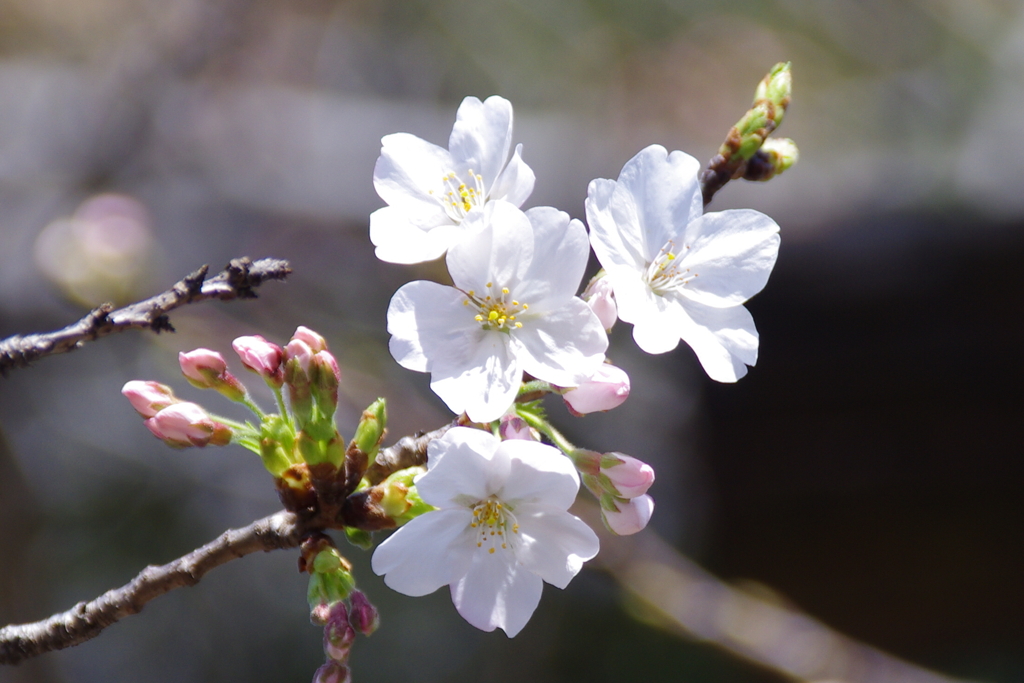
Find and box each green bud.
[377,467,433,525]
[352,398,387,460]
[259,414,296,477]
[344,527,374,550]
[739,138,799,182]
[306,547,357,613]
[754,62,792,124]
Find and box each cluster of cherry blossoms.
[370,93,781,635]
[120,63,793,679]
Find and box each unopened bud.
[293,326,328,353]
[378,467,431,525]
[348,590,380,636]
[562,364,630,416]
[600,453,654,498]
[122,380,179,418]
[352,398,386,459]
[602,494,655,536]
[323,602,356,662]
[753,61,792,125]
[743,137,799,182]
[144,402,232,448]
[310,350,341,419]
[498,415,538,441]
[583,275,617,331]
[178,348,246,402]
[313,662,351,683]
[232,335,285,387]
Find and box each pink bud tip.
[178,348,228,385]
[144,402,232,447]
[585,277,617,331]
[562,364,630,415]
[498,415,537,441]
[232,335,285,383]
[121,380,178,418]
[286,339,315,374]
[603,494,654,536]
[293,326,328,352]
[602,453,655,498]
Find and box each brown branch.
[0,510,307,666]
[0,257,292,376]
[363,423,454,485]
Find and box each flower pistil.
[463,283,529,332]
[644,241,697,296]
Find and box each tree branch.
[0,510,307,666]
[0,257,292,376]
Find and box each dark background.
[2,1,1023,681]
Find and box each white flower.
[370,95,536,264]
[585,145,781,382]
[387,200,608,423]
[371,427,600,637]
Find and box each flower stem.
[516,409,576,455]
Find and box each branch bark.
[0,257,291,376]
[0,510,307,666]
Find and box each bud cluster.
[121,327,389,521]
[302,536,379,682]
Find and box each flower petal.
[387,281,477,373]
[489,143,535,206]
[676,209,781,307]
[516,208,590,310]
[373,132,455,210]
[370,206,461,264]
[606,268,685,354]
[513,507,600,588]
[586,177,647,271]
[371,509,476,596]
[514,299,607,386]
[497,440,581,510]
[450,550,543,637]
[448,96,514,190]
[613,145,703,261]
[677,300,759,382]
[446,202,533,295]
[428,330,522,423]
[419,427,507,505]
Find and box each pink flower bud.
[232,335,285,386]
[313,662,351,683]
[323,602,356,662]
[286,339,315,376]
[144,402,232,448]
[347,591,379,636]
[498,415,538,441]
[122,380,179,418]
[293,326,328,353]
[602,453,655,498]
[585,276,617,330]
[178,348,227,385]
[562,364,630,416]
[602,494,654,536]
[179,348,247,401]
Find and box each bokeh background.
[2,0,1023,681]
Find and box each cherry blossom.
[586,144,781,382]
[371,427,599,637]
[370,96,535,264]
[387,200,607,422]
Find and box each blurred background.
[2,0,1023,681]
